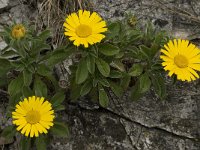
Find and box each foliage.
[68,18,169,107]
[0,13,174,150]
[0,24,70,150]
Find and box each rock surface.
[0,0,9,9]
[92,0,200,39]
[0,0,200,150]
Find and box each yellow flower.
[11,24,26,39]
[160,39,200,82]
[12,96,55,137]
[63,10,107,48]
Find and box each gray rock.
[0,0,8,9]
[48,101,200,150]
[107,81,200,139]
[0,37,7,50]
[93,0,200,39]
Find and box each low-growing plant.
[63,11,170,107]
[0,9,200,150]
[0,24,71,149]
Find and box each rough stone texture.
[0,0,9,9]
[48,98,200,150]
[0,0,200,150]
[0,91,10,129]
[108,81,200,139]
[92,0,200,39]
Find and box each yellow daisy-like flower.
[160,39,200,82]
[11,24,26,39]
[63,10,107,48]
[12,96,55,137]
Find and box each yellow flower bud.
[11,24,26,39]
[128,16,137,27]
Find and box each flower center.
[76,24,92,38]
[26,110,41,124]
[174,55,188,68]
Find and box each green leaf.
[34,76,47,97]
[151,73,166,100]
[51,91,66,107]
[120,74,131,90]
[99,86,109,107]
[46,74,59,90]
[86,55,95,74]
[35,135,47,150]
[99,78,110,87]
[38,29,51,40]
[76,58,88,84]
[109,70,122,78]
[106,22,121,39]
[99,43,120,56]
[46,47,74,67]
[22,86,34,97]
[144,22,154,42]
[96,58,110,77]
[0,58,12,72]
[50,121,69,137]
[37,64,52,77]
[19,137,31,150]
[139,45,154,60]
[23,70,32,86]
[139,73,151,93]
[109,81,123,97]
[93,78,98,87]
[8,74,24,96]
[1,125,16,139]
[1,50,19,59]
[88,87,98,103]
[15,40,27,57]
[130,81,143,101]
[110,60,125,72]
[8,93,22,108]
[47,51,67,66]
[115,51,124,59]
[0,75,8,87]
[70,78,81,101]
[126,30,142,43]
[31,40,51,56]
[128,64,143,77]
[22,39,30,51]
[54,104,65,112]
[80,80,92,96]
[151,63,163,71]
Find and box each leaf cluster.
[69,19,169,107]
[0,24,70,149]
[0,17,170,149]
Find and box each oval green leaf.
[76,58,88,84]
[8,74,23,96]
[128,64,143,77]
[80,80,92,96]
[23,70,32,86]
[99,43,120,56]
[50,121,69,137]
[96,58,110,77]
[139,73,151,93]
[99,86,109,108]
[86,55,95,74]
[34,76,47,97]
